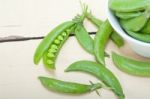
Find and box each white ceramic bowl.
[107,5,150,58]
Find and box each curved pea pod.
[34,21,75,69]
[110,31,124,48]
[109,0,150,12]
[119,12,149,32]
[39,76,102,94]
[86,13,124,48]
[112,52,150,76]
[75,23,94,54]
[126,30,150,43]
[65,60,125,99]
[140,20,150,34]
[115,11,142,19]
[94,20,113,65]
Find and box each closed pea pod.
[65,60,125,99]
[119,12,149,32]
[75,23,94,54]
[115,11,142,19]
[126,30,150,43]
[94,20,113,65]
[140,20,150,34]
[109,0,150,12]
[34,21,75,65]
[112,52,150,76]
[39,77,102,94]
[86,12,124,48]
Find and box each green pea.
[115,11,142,19]
[47,53,55,58]
[86,12,124,48]
[126,30,150,43]
[65,60,125,99]
[140,20,150,34]
[57,35,64,41]
[94,20,113,65]
[54,39,61,44]
[39,77,102,94]
[48,49,57,53]
[109,0,150,12]
[112,52,150,76]
[75,23,94,54]
[34,21,75,65]
[51,44,58,50]
[46,60,54,65]
[62,32,67,36]
[119,12,149,32]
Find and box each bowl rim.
[107,5,150,46]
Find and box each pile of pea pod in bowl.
[108,0,150,57]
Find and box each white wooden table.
[0,0,150,99]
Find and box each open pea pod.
[109,0,150,12]
[65,60,125,99]
[34,21,76,69]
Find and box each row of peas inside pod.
[109,0,150,43]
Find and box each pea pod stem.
[65,60,125,99]
[112,52,150,76]
[39,76,102,94]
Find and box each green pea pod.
[75,23,94,54]
[86,12,124,48]
[112,52,150,76]
[126,30,150,43]
[94,20,113,65]
[109,0,150,12]
[43,25,76,69]
[65,60,125,99]
[39,76,102,94]
[110,31,124,48]
[119,12,149,32]
[33,21,75,65]
[140,20,150,34]
[115,11,142,19]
